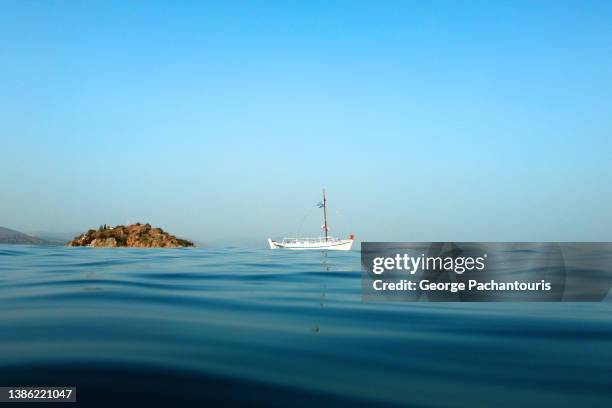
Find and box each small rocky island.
[66,223,194,248]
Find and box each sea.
[0,245,611,407]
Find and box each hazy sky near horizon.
[1,1,611,244]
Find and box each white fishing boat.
[268,189,354,251]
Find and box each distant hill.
[0,227,49,245]
[26,231,79,245]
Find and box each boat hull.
[268,238,353,251]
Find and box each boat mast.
[323,189,328,242]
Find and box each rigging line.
[295,207,316,237]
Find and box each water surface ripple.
[0,245,611,407]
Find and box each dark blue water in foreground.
[1,245,611,407]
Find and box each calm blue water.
[0,245,611,407]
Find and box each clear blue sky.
[1,1,611,244]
